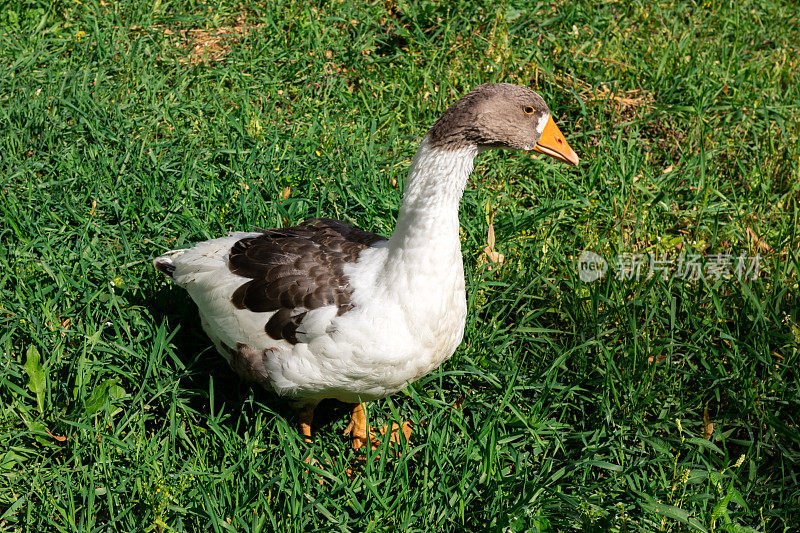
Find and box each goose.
[153,83,579,449]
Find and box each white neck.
[384,137,478,279]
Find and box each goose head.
[426,83,579,165]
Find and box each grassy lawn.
[2,0,799,530]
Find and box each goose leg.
[298,403,327,480]
[298,403,316,443]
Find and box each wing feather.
[229,218,387,344]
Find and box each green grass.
[2,0,799,530]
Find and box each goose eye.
[523,106,535,115]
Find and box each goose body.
[154,83,578,445]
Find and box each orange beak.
[533,115,580,166]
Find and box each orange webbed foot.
[379,421,413,446]
[343,403,380,449]
[344,403,412,451]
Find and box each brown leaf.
[451,395,464,411]
[46,428,67,442]
[746,226,772,253]
[280,187,291,200]
[480,218,504,267]
[482,246,504,265]
[702,404,714,440]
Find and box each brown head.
[427,83,579,165]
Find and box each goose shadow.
[137,278,352,438]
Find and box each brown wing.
[228,218,387,344]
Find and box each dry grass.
[160,13,256,65]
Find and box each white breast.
[254,241,466,403]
